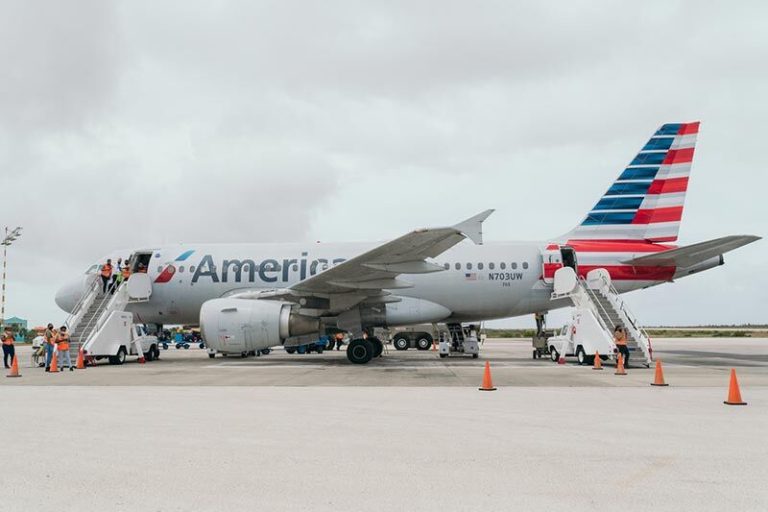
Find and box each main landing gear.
[346,337,383,364]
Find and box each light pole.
[1,226,23,329]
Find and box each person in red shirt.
[2,328,15,369]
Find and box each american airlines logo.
[175,253,348,284]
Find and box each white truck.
[83,313,161,365]
[546,309,616,365]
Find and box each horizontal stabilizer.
[622,235,760,268]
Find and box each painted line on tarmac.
[204,363,584,370]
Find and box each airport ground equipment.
[391,325,434,351]
[64,270,159,365]
[532,313,553,359]
[438,324,480,358]
[549,266,652,366]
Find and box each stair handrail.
[64,274,100,332]
[577,277,615,334]
[598,277,653,362]
[78,285,128,351]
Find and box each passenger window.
[178,266,185,273]
[500,262,506,270]
[444,263,449,270]
[467,263,472,270]
[489,262,495,270]
[455,263,461,270]
[523,262,529,269]
[511,262,518,269]
[189,266,196,273]
[157,266,163,273]
[292,265,298,272]
[477,263,484,270]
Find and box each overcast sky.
[1,0,766,328]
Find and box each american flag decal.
[465,273,477,281]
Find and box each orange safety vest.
[56,333,70,351]
[121,267,131,279]
[614,332,627,346]
[138,266,147,273]
[101,264,112,277]
[2,334,13,346]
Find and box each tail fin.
[564,122,699,242]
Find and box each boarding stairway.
[551,267,652,367]
[64,273,153,360]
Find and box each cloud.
[1,0,766,328]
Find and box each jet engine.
[200,298,319,353]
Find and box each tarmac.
[2,337,767,511]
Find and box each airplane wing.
[235,210,494,311]
[622,235,760,268]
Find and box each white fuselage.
[57,240,664,328]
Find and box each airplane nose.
[55,278,84,313]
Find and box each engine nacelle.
[200,298,319,353]
[384,297,451,326]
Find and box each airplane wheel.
[393,335,409,351]
[371,338,383,358]
[347,338,374,364]
[415,334,432,350]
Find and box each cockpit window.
[84,264,99,274]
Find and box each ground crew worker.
[55,326,74,371]
[44,323,56,372]
[100,259,113,293]
[335,332,344,351]
[121,264,131,282]
[137,262,147,273]
[614,325,629,369]
[2,328,15,368]
[110,257,122,293]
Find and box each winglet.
[454,209,494,245]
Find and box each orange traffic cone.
[6,355,21,378]
[592,351,603,370]
[478,361,497,391]
[615,354,627,375]
[650,360,668,386]
[49,351,59,373]
[76,349,86,370]
[724,368,747,405]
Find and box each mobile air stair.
[64,272,153,363]
[550,266,652,367]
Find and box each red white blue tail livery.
[566,122,699,243]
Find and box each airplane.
[55,121,760,364]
